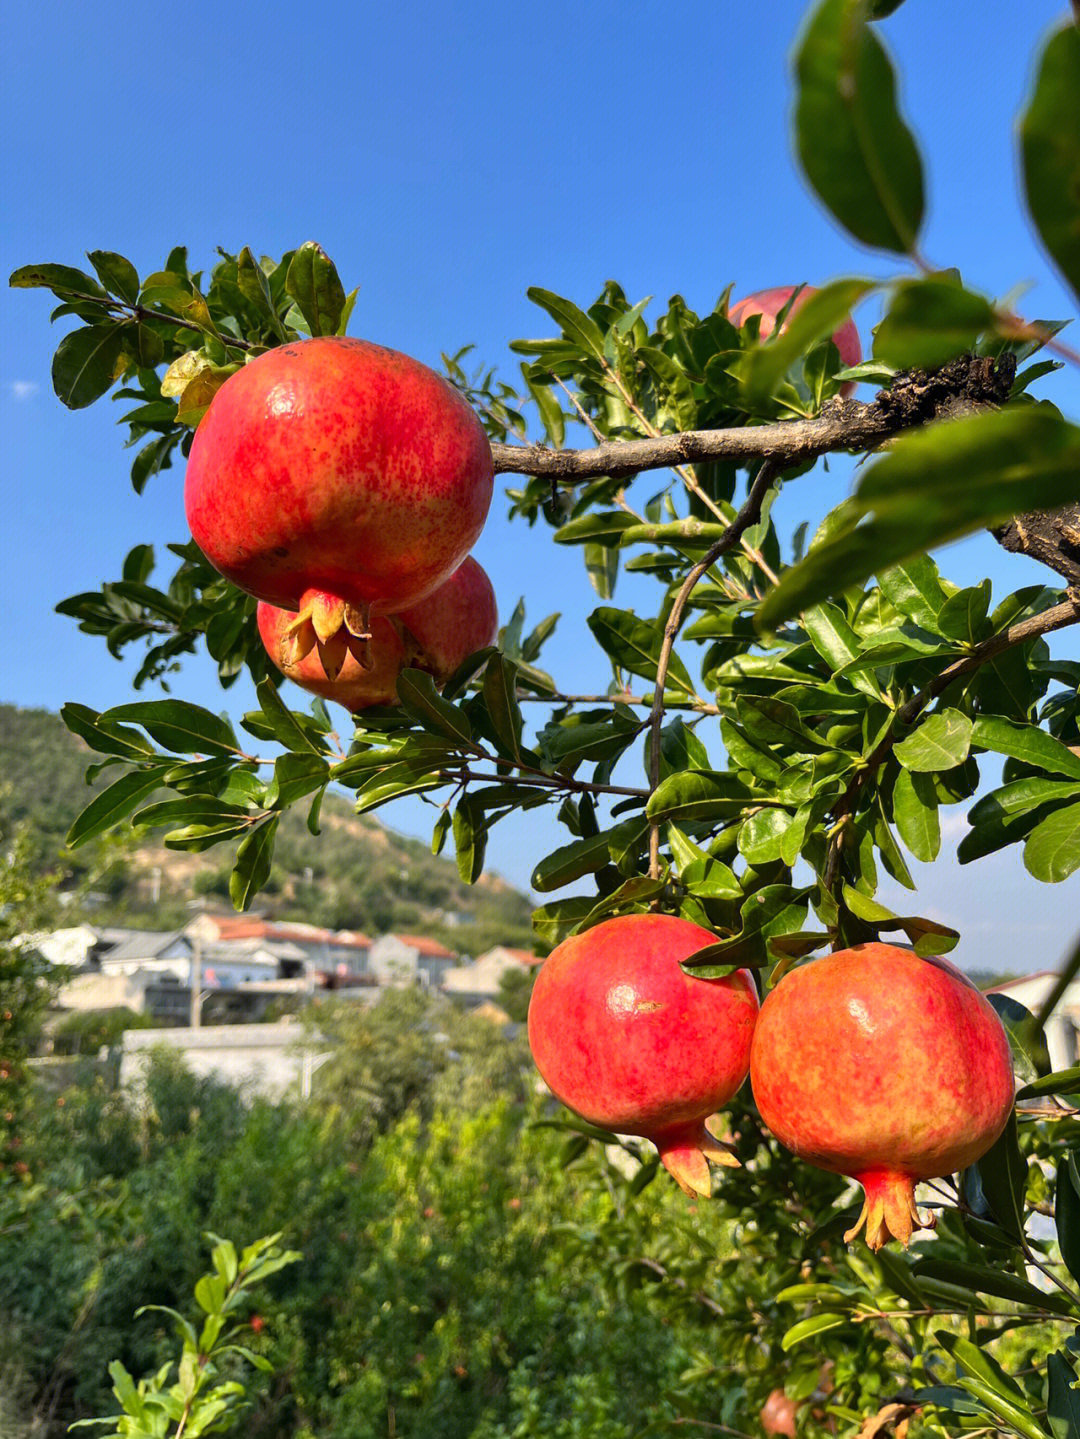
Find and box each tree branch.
[646,461,781,879]
[491,354,1015,481]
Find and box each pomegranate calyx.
[281,615,318,668]
[656,1121,741,1197]
[845,1171,935,1250]
[300,589,347,645]
[343,601,372,642]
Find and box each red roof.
[500,947,544,967]
[393,933,456,959]
[199,916,370,949]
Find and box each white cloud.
[10,380,39,401]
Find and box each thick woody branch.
[994,503,1080,587]
[491,355,1015,481]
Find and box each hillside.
[0,704,535,955]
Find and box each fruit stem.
[846,1170,934,1250]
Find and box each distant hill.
[0,704,535,956]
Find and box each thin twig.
[441,767,648,800]
[646,461,781,878]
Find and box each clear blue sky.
[2,0,1077,973]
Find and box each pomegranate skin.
[750,943,1015,1248]
[728,285,862,395]
[185,337,494,615]
[257,556,497,712]
[528,914,760,1196]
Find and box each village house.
[442,945,543,1006]
[366,933,458,989]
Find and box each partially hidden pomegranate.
[760,1389,799,1438]
[257,556,497,712]
[750,943,1015,1249]
[728,285,861,396]
[527,914,760,1196]
[185,336,493,619]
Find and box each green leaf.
[532,896,599,946]
[912,1258,1075,1316]
[873,278,994,369]
[737,808,791,865]
[237,246,287,337]
[66,767,167,848]
[87,250,139,305]
[877,556,947,628]
[266,752,330,809]
[1022,24,1080,304]
[61,702,160,760]
[781,1312,847,1351]
[107,699,241,756]
[794,0,924,253]
[969,777,1080,823]
[482,655,524,760]
[10,262,106,298]
[254,678,328,754]
[396,669,474,746]
[587,607,695,693]
[758,408,1080,629]
[285,241,346,337]
[893,708,972,772]
[972,1113,1027,1244]
[734,695,827,753]
[452,798,487,884]
[936,580,992,644]
[1048,1350,1080,1439]
[51,324,126,408]
[352,760,446,814]
[554,511,639,547]
[1024,802,1080,882]
[1054,1154,1080,1288]
[229,815,279,911]
[1017,1067,1080,1099]
[972,714,1080,779]
[526,287,607,361]
[892,766,940,861]
[646,769,752,824]
[532,833,615,892]
[935,1332,1048,1439]
[584,541,619,599]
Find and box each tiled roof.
[100,930,185,963]
[984,970,1057,992]
[196,916,370,949]
[499,947,544,967]
[392,933,456,959]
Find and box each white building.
[367,933,458,989]
[119,1021,331,1101]
[984,972,1080,1072]
[442,946,543,1005]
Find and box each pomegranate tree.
[185,336,494,619]
[257,557,498,712]
[527,914,759,1196]
[750,943,1015,1249]
[728,284,861,394]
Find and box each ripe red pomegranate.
[728,284,862,395]
[257,556,497,711]
[750,943,1015,1249]
[185,336,493,618]
[527,914,759,1196]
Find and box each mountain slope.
[0,704,534,954]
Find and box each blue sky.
[2,0,1077,972]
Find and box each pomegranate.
[760,1389,799,1438]
[257,556,497,712]
[750,943,1015,1249]
[185,336,493,619]
[728,285,861,395]
[527,914,759,1196]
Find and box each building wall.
[119,1024,331,1101]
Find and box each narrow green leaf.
[353,760,445,814]
[740,278,874,403]
[237,246,287,337]
[229,815,279,911]
[1025,802,1080,883]
[781,1312,847,1351]
[972,1113,1027,1243]
[794,0,924,253]
[254,678,328,754]
[972,714,1080,779]
[10,262,106,297]
[1054,1154,1080,1288]
[912,1258,1074,1316]
[266,752,330,809]
[526,287,607,361]
[1022,24,1080,304]
[584,541,618,599]
[646,769,752,823]
[892,766,941,861]
[587,607,695,693]
[1047,1350,1080,1439]
[107,699,241,756]
[285,241,346,337]
[66,767,167,848]
[452,797,487,884]
[532,833,614,892]
[482,655,524,760]
[397,669,474,746]
[61,702,160,760]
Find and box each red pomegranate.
[750,943,1015,1249]
[257,556,497,712]
[527,914,760,1196]
[728,285,861,395]
[185,337,493,618]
